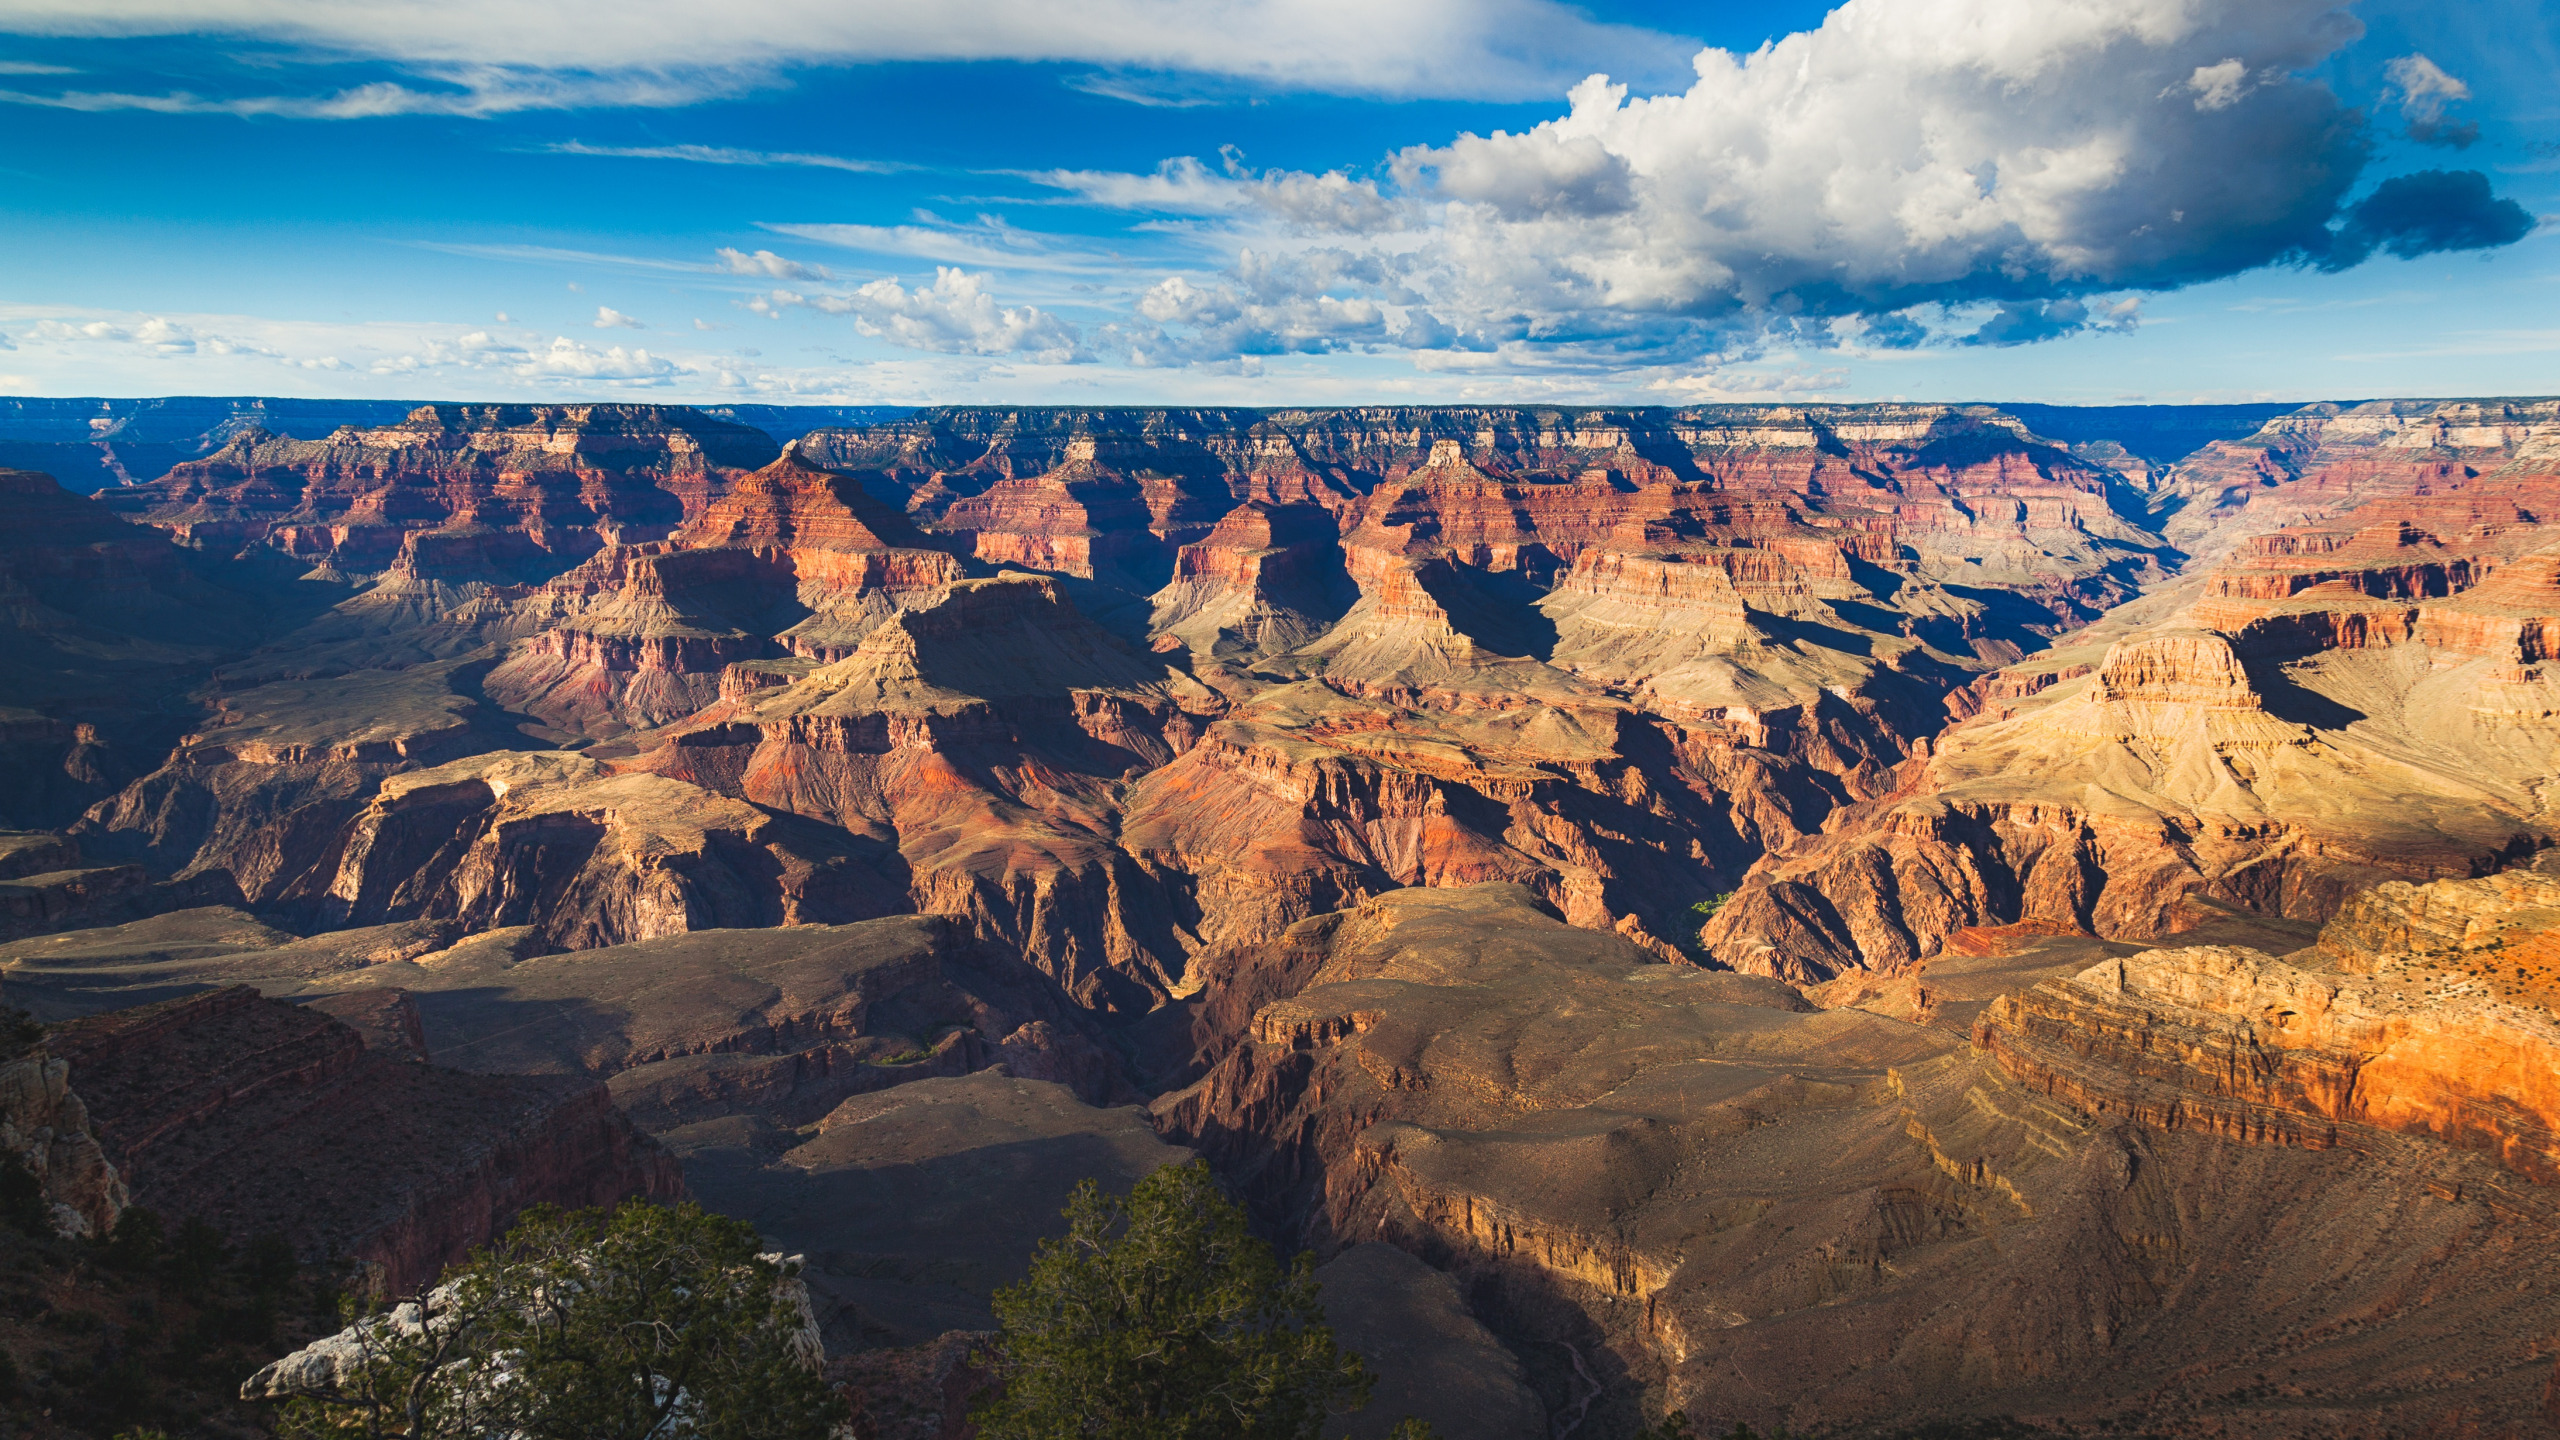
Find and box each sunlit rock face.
[39,398,2559,1014]
[1700,425,2560,986]
[14,398,2560,1436]
[100,403,781,583]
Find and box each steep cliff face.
[624,576,1224,1009]
[1707,456,2560,983]
[2152,397,2560,564]
[483,448,964,737]
[49,986,681,1292]
[0,468,285,830]
[926,436,1236,591]
[0,1038,127,1238]
[1148,502,1355,666]
[1977,855,2560,1183]
[99,403,779,583]
[1158,882,2560,1438]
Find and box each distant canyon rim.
[1,394,2557,1438]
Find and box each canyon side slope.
[1,397,2557,1435]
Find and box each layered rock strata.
[1706,459,2560,982]
[628,575,1223,1008]
[100,403,778,583]
[1161,882,2560,1438]
[1976,856,2560,1179]
[485,447,963,736]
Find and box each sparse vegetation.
[274,1200,835,1440]
[972,1160,1379,1440]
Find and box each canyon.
[0,396,2555,1436]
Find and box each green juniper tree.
[973,1160,1374,1440]
[275,1200,834,1440]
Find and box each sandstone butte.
[0,396,2555,1436]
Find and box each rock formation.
[99,403,779,584]
[1160,880,2560,1437]
[48,986,682,1291]
[10,396,2560,1435]
[1706,448,2560,983]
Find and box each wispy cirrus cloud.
[715,247,830,281]
[0,0,1700,109]
[0,67,745,118]
[762,220,1109,275]
[542,140,911,174]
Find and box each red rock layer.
[485,451,964,735]
[1706,456,2560,984]
[101,403,778,582]
[622,577,1224,1010]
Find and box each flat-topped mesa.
[2086,630,2270,711]
[100,403,779,582]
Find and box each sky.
[0,0,2554,408]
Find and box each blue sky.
[0,0,2553,406]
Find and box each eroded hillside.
[6,396,2559,1435]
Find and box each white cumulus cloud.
[1031,154,1391,232]
[592,305,643,329]
[776,267,1084,361]
[1094,0,2532,367]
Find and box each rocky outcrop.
[482,448,964,737]
[241,1244,825,1402]
[625,576,1221,1009]
[1148,502,1354,666]
[1159,881,2560,1438]
[0,1036,127,1238]
[1978,856,2560,1185]
[317,749,908,950]
[49,986,681,1291]
[1705,452,2560,982]
[101,403,778,583]
[930,436,1233,590]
